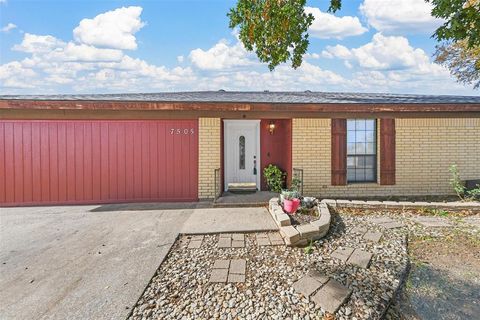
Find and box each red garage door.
[0,120,198,206]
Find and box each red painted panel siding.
[260,119,292,191]
[0,120,198,206]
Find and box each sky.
[0,0,478,96]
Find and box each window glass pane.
[365,156,375,168]
[347,156,355,167]
[366,143,375,154]
[347,143,356,154]
[356,119,366,130]
[365,169,375,181]
[347,120,355,131]
[355,131,366,143]
[366,131,375,142]
[355,169,366,181]
[356,143,366,154]
[365,120,375,130]
[347,130,355,143]
[347,170,356,181]
[239,136,245,169]
[357,156,366,167]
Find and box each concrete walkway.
[0,204,276,320]
[181,207,277,234]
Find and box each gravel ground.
[129,210,411,320]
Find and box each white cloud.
[0,61,37,88]
[306,7,367,39]
[73,6,145,50]
[1,23,17,32]
[322,44,352,59]
[189,39,253,70]
[314,32,470,94]
[324,33,437,71]
[0,6,476,96]
[47,43,124,62]
[13,33,65,53]
[360,0,444,34]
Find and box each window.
[347,119,376,182]
[239,135,245,169]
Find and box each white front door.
[224,120,260,191]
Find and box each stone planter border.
[323,199,480,212]
[269,197,480,246]
[268,198,331,246]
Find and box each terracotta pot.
[283,198,300,214]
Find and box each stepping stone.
[187,235,203,249]
[188,240,202,249]
[347,249,373,268]
[218,233,245,248]
[369,216,405,229]
[370,217,395,224]
[218,237,232,248]
[212,259,230,269]
[413,216,453,227]
[256,237,271,246]
[232,240,245,248]
[209,268,228,283]
[311,279,351,314]
[293,275,323,297]
[268,232,285,245]
[227,273,245,283]
[331,247,354,262]
[380,221,405,229]
[363,231,382,243]
[307,270,329,284]
[229,259,246,275]
[211,259,247,283]
[351,226,367,234]
[232,233,245,241]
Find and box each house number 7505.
[170,128,195,135]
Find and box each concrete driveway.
[0,203,276,320]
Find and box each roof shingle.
[1,91,479,104]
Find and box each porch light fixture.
[268,121,276,135]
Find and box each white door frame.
[223,120,261,191]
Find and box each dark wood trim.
[331,119,347,186]
[380,119,396,185]
[1,99,480,113]
[2,109,480,120]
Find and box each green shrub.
[449,164,480,201]
[263,164,285,193]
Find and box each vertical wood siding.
[0,120,198,206]
[380,119,396,185]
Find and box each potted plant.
[263,164,285,193]
[283,190,301,214]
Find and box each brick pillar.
[198,118,221,199]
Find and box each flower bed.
[268,198,331,246]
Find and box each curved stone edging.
[268,198,331,246]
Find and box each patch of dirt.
[289,207,318,225]
[389,231,480,320]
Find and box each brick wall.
[198,118,221,199]
[292,118,480,198]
